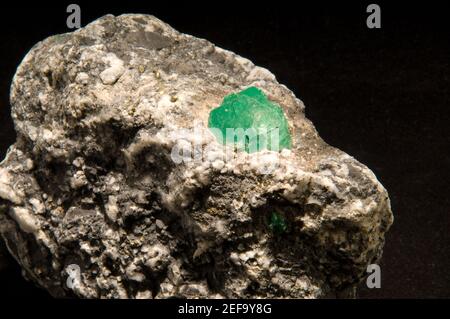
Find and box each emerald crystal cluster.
[208,87,292,153]
[269,212,288,234]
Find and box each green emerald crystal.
[208,87,292,153]
[268,212,288,234]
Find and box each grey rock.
[0,14,392,298]
[0,239,10,272]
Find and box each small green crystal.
[268,212,288,234]
[208,87,292,153]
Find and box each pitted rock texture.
[0,14,393,298]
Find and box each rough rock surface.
[0,239,9,272]
[0,14,393,298]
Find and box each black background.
[0,1,449,299]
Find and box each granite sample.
[0,14,393,298]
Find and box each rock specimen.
[0,14,393,298]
